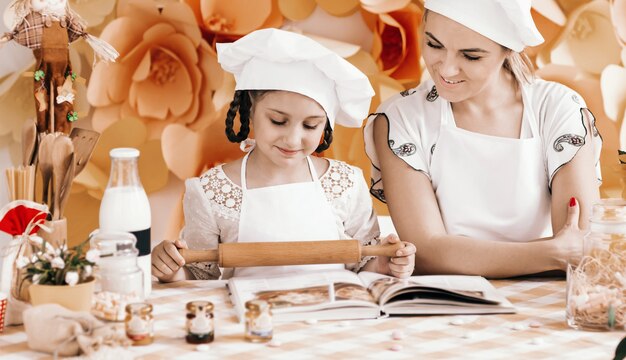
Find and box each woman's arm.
[373,114,580,278]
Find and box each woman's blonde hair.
[503,50,536,85]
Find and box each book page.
[229,269,378,321]
[357,272,515,314]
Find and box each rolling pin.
[179,240,404,267]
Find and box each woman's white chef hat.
[424,0,544,52]
[216,28,375,129]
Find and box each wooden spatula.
[51,135,74,220]
[69,128,100,177]
[57,152,75,220]
[38,133,56,206]
[21,119,37,166]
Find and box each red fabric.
[0,201,49,236]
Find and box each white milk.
[100,186,152,297]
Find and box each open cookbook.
[228,270,516,322]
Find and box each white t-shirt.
[364,79,602,239]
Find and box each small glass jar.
[567,199,626,331]
[245,300,273,342]
[91,231,144,321]
[125,302,154,345]
[186,301,214,344]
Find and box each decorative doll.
[0,0,118,134]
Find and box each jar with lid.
[567,198,626,330]
[186,301,214,344]
[125,302,154,345]
[90,231,144,321]
[99,148,152,298]
[245,300,273,342]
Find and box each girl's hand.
[551,197,584,270]
[152,239,187,282]
[378,234,416,278]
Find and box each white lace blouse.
[181,159,381,279]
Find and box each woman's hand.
[378,234,416,278]
[151,239,188,282]
[551,198,584,270]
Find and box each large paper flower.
[364,2,423,87]
[87,0,223,140]
[279,0,361,20]
[183,0,283,45]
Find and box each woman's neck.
[452,69,519,115]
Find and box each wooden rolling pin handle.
[179,248,218,264]
[361,241,405,258]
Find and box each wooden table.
[1,278,624,359]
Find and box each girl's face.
[421,11,509,103]
[251,91,327,167]
[31,0,67,15]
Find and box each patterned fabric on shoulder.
[321,160,355,201]
[198,166,242,221]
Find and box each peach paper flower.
[87,0,223,140]
[364,2,423,87]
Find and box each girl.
[152,28,416,281]
[365,0,602,278]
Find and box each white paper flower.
[83,265,93,277]
[51,257,65,269]
[65,271,79,286]
[32,274,42,284]
[86,249,100,263]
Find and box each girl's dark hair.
[225,90,333,154]
[314,121,333,153]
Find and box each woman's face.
[421,11,509,103]
[251,91,327,167]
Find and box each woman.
[364,0,602,278]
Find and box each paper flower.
[183,0,283,45]
[548,1,622,76]
[87,0,224,140]
[365,2,423,86]
[610,0,626,46]
[279,0,361,20]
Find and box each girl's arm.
[373,115,589,278]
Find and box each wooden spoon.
[51,135,74,220]
[37,133,56,207]
[21,119,37,166]
[57,152,75,220]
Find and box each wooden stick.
[179,240,404,267]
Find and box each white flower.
[16,256,29,269]
[32,274,41,284]
[51,257,65,269]
[86,249,100,263]
[65,271,79,286]
[83,265,93,277]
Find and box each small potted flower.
[20,236,99,312]
[0,200,99,311]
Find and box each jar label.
[189,315,213,334]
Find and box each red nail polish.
[569,197,576,207]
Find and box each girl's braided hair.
[225,90,333,153]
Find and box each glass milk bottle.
[566,199,626,331]
[100,148,152,297]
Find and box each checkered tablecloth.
[1,278,624,359]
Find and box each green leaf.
[615,336,626,360]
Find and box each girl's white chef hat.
[424,0,544,52]
[216,28,375,129]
